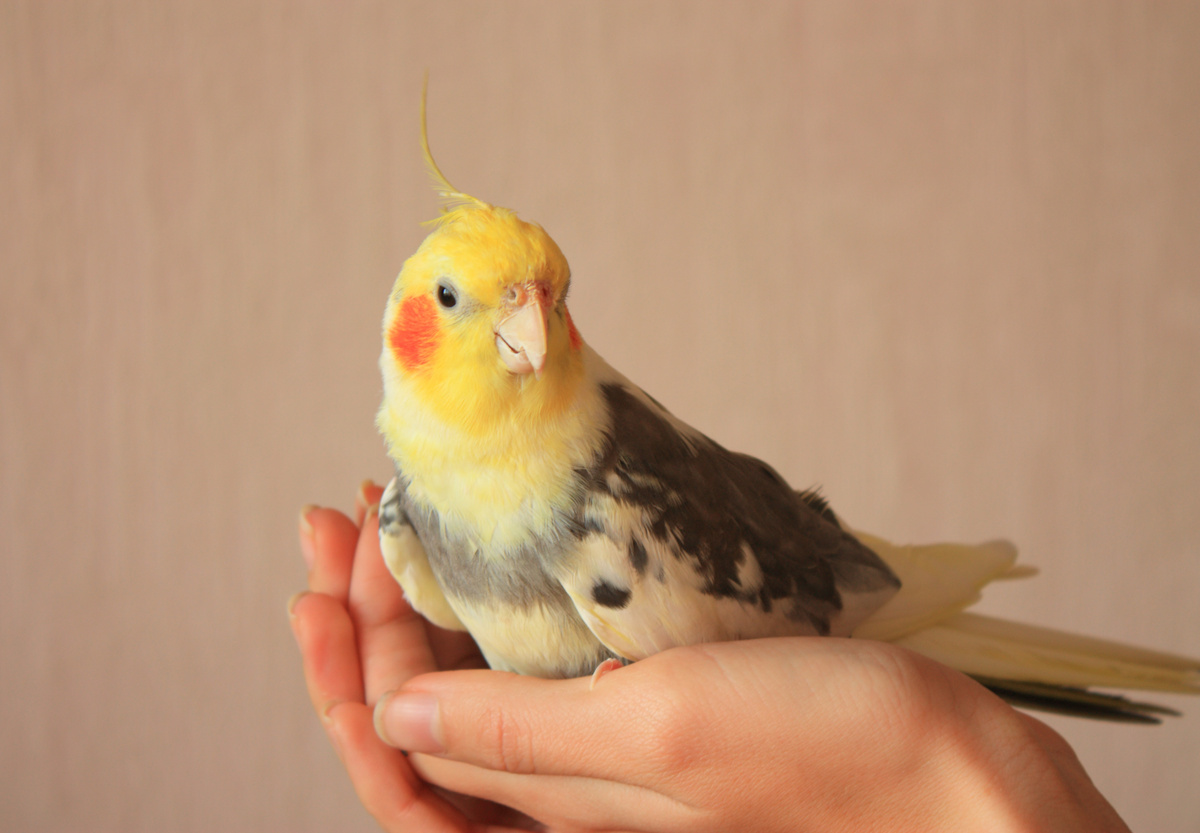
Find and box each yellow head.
[378,90,586,447]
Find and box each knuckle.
[636,689,706,777]
[486,702,537,775]
[863,643,990,744]
[860,641,926,697]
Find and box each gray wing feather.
[552,383,900,656]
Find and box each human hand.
[291,483,1130,833]
[289,482,535,831]
[374,637,1132,833]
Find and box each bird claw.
[589,657,626,690]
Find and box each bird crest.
[420,78,493,222]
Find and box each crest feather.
[420,77,492,216]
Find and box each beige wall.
[3,3,1198,830]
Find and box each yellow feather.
[419,76,491,216]
[378,107,597,549]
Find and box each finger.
[354,479,386,527]
[409,754,698,833]
[424,785,543,832]
[373,645,794,783]
[348,506,408,628]
[291,578,531,830]
[324,701,493,833]
[290,590,365,710]
[301,506,361,601]
[348,507,442,703]
[374,668,642,778]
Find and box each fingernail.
[320,698,344,727]
[299,505,318,568]
[357,479,378,505]
[287,590,309,619]
[374,691,443,753]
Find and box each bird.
[374,91,1199,722]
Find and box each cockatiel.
[376,95,1200,722]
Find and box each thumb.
[372,660,694,780]
[373,668,608,776]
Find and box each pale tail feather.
[893,612,1200,694]
[849,532,1200,721]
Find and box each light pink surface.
[3,3,1198,830]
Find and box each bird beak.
[495,284,549,378]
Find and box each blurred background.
[3,2,1198,830]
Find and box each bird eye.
[436,283,458,309]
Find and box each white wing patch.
[553,500,829,661]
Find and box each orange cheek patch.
[389,294,440,370]
[565,306,582,350]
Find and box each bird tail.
[894,612,1200,722]
[850,532,1200,723]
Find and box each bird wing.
[546,377,901,661]
[379,477,469,632]
[849,533,1026,642]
